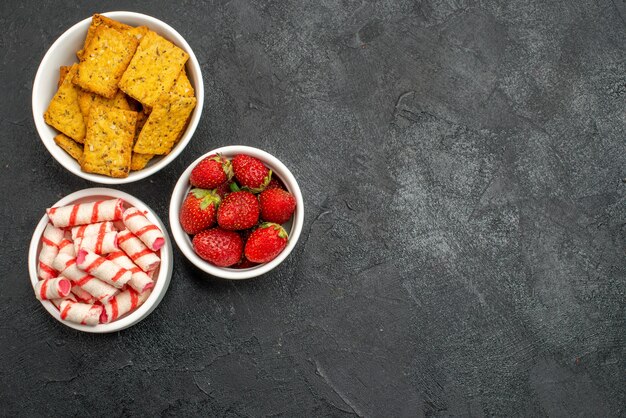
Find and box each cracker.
[134,109,149,140]
[54,133,83,162]
[81,105,137,178]
[171,69,194,97]
[119,31,189,107]
[75,25,139,98]
[77,14,134,59]
[44,64,86,142]
[126,26,149,41]
[130,153,154,171]
[133,93,196,155]
[58,66,71,88]
[78,89,130,120]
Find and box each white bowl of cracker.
[32,11,203,184]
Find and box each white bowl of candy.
[28,188,173,333]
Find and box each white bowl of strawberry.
[169,145,304,279]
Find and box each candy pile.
[180,154,297,268]
[35,198,164,325]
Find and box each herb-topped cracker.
[130,153,154,171]
[133,92,196,155]
[58,66,71,88]
[78,89,130,120]
[81,105,137,178]
[75,25,139,98]
[44,64,86,142]
[54,133,83,163]
[77,14,134,59]
[171,69,194,97]
[119,31,189,107]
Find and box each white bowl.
[28,188,173,333]
[170,146,304,279]
[31,11,204,184]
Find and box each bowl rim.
[28,188,173,333]
[169,145,304,279]
[31,11,204,184]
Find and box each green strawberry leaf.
[230,182,241,192]
[193,188,221,210]
[191,188,213,199]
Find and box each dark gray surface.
[1,0,624,416]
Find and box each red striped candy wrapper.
[38,223,64,280]
[106,251,154,293]
[70,221,114,240]
[34,277,72,301]
[76,249,131,289]
[46,199,124,228]
[101,288,151,324]
[74,231,118,255]
[122,208,165,251]
[53,253,118,302]
[117,229,160,272]
[59,300,103,326]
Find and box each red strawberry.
[214,181,233,199]
[232,154,272,192]
[190,154,233,189]
[217,191,260,230]
[259,188,296,224]
[179,189,221,235]
[192,228,243,267]
[235,258,259,269]
[244,222,288,263]
[265,178,285,190]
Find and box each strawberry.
[265,178,285,190]
[244,222,288,263]
[179,188,221,235]
[190,154,233,189]
[232,154,272,192]
[192,228,243,267]
[214,181,233,199]
[259,188,296,224]
[217,191,260,230]
[235,257,259,269]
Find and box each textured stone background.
[1,0,625,416]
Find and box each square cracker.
[81,105,137,178]
[58,66,71,88]
[54,133,83,162]
[78,89,130,120]
[75,25,139,98]
[119,31,189,107]
[171,69,194,97]
[44,64,86,142]
[126,26,149,41]
[77,14,134,59]
[130,153,154,171]
[133,93,196,155]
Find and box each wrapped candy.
[34,277,72,301]
[122,208,165,251]
[106,251,154,293]
[46,199,124,228]
[117,229,160,272]
[101,288,151,323]
[70,286,95,304]
[51,292,77,309]
[76,249,131,289]
[59,300,103,325]
[38,223,64,280]
[74,231,118,254]
[53,253,118,302]
[71,221,115,240]
[56,238,75,257]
